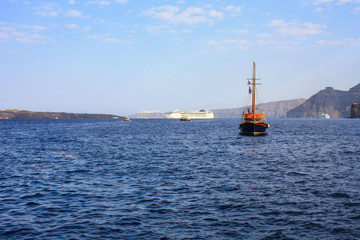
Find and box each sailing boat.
[239,61,270,135]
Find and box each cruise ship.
[165,110,214,119]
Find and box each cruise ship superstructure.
[165,110,214,119]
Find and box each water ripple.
[1,119,360,239]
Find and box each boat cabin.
[241,108,267,123]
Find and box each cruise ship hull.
[166,110,214,119]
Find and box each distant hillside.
[211,99,306,118]
[287,83,360,118]
[129,110,169,119]
[130,99,305,119]
[0,109,122,119]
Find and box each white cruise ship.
[165,110,214,119]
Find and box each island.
[0,109,123,119]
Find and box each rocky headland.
[287,83,360,118]
[350,102,360,118]
[0,109,122,119]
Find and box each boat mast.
[247,60,261,118]
[252,61,256,115]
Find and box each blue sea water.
[0,118,360,240]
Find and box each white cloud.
[69,0,76,4]
[40,11,59,17]
[182,29,192,33]
[0,29,10,42]
[255,39,301,49]
[88,34,132,43]
[268,19,325,38]
[176,7,209,24]
[117,0,128,3]
[145,24,193,35]
[314,7,324,12]
[223,39,251,49]
[235,29,249,34]
[35,3,88,18]
[317,38,360,46]
[145,24,169,34]
[209,10,223,19]
[144,6,179,22]
[83,26,91,31]
[66,23,80,29]
[354,6,360,12]
[35,2,61,17]
[143,5,223,25]
[206,39,251,50]
[224,5,243,16]
[22,25,47,32]
[308,0,360,5]
[205,36,302,51]
[337,0,360,4]
[0,22,52,44]
[307,0,360,13]
[311,0,334,5]
[89,0,111,6]
[64,9,86,18]
[11,32,46,43]
[206,39,225,50]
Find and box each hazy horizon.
[1,0,360,116]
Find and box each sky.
[1,0,360,116]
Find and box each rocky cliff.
[287,83,360,118]
[0,109,122,119]
[211,99,306,118]
[350,102,360,118]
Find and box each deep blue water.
[1,118,360,240]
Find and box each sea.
[0,118,360,240]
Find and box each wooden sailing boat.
[239,61,269,135]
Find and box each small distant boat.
[123,117,131,122]
[180,115,191,121]
[239,61,270,136]
[320,113,330,119]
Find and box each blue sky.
[1,0,360,115]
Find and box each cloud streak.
[34,3,88,18]
[143,5,223,25]
[35,2,61,17]
[268,19,325,38]
[88,1,111,6]
[223,5,243,16]
[0,22,52,44]
[308,0,360,5]
[206,39,252,50]
[64,9,87,18]
[317,38,360,46]
[88,33,132,43]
